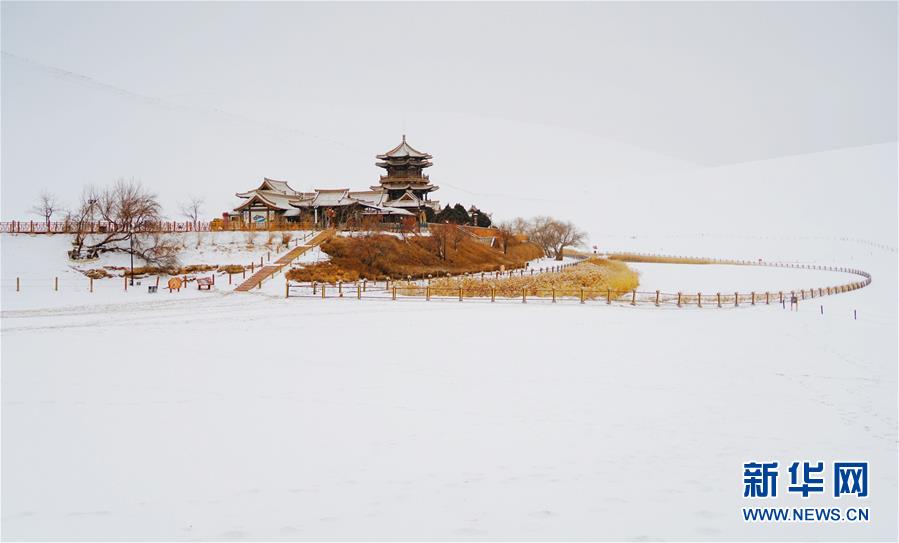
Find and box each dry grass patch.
[82,268,110,279]
[285,262,360,283]
[607,253,717,265]
[402,258,639,299]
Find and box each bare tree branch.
[30,191,61,229]
[179,196,204,227]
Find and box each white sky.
[1,2,896,242]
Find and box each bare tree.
[527,216,586,260]
[68,179,180,269]
[179,196,204,228]
[430,222,459,261]
[495,218,529,254]
[30,191,61,230]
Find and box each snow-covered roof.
[261,178,296,194]
[311,189,352,207]
[237,178,301,198]
[361,204,415,216]
[376,135,432,160]
[233,190,298,211]
[384,190,424,208]
[348,190,385,206]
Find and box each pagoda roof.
[376,135,432,160]
[374,182,439,192]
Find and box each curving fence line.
[285,255,872,308]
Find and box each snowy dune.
[1,234,895,540]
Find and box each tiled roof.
[376,135,432,159]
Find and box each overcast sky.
[1,2,896,240]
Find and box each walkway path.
[234,229,335,292]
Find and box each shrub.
[217,264,246,274]
[83,268,110,279]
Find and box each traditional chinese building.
[231,137,441,227]
[374,135,440,212]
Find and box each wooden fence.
[0,220,319,234]
[286,257,871,308]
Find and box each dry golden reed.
[401,258,639,299]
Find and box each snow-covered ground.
[0,232,317,311]
[628,262,858,295]
[1,232,895,540]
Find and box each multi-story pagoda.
[373,135,440,212]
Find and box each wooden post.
[630,290,635,305]
[698,292,702,307]
[751,292,755,305]
[459,286,463,302]
[90,277,93,293]
[552,288,556,303]
[229,273,232,285]
[124,276,128,291]
[522,287,527,304]
[258,279,262,289]
[765,292,769,304]
[735,292,739,306]
[363,278,367,292]
[243,268,247,279]
[251,263,254,273]
[322,284,327,299]
[338,281,343,297]
[654,290,659,306]
[260,256,263,266]
[426,285,430,301]
[392,286,397,300]
[285,281,289,299]
[677,292,681,307]
[779,291,783,304]
[717,293,721,307]
[581,288,586,304]
[357,283,361,299]
[491,287,496,302]
[16,277,20,292]
[54,277,58,291]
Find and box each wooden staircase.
[233,229,335,292]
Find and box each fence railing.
[0,220,320,234]
[285,257,872,308]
